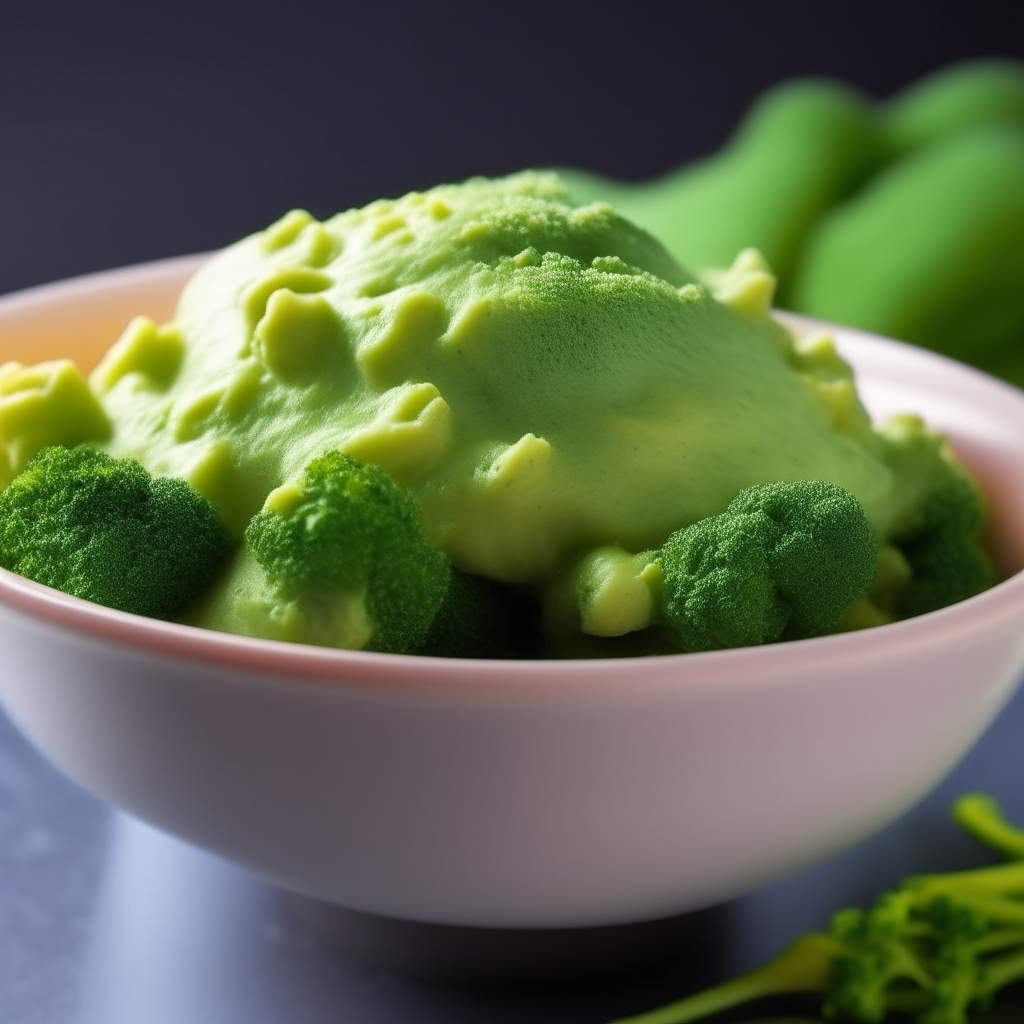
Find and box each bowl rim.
[0,251,210,308]
[3,557,1024,697]
[3,261,1024,697]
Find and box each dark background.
[2,0,1024,296]
[4,5,1024,1021]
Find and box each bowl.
[3,258,1024,931]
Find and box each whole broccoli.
[609,793,1024,1024]
[242,451,451,654]
[659,479,877,651]
[0,445,234,619]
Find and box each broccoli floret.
[874,415,996,620]
[0,445,234,619]
[892,471,996,619]
[195,452,539,656]
[415,568,544,659]
[243,451,450,654]
[659,479,877,651]
[608,793,1024,1024]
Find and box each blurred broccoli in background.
[882,60,1024,154]
[609,793,1024,1024]
[0,445,234,619]
[561,79,888,286]
[562,59,1024,384]
[793,124,1024,380]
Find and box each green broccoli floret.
[608,793,1024,1024]
[892,471,996,620]
[873,415,996,620]
[194,452,540,656]
[0,445,234,619]
[243,451,451,654]
[658,479,877,651]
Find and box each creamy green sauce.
[86,173,930,587]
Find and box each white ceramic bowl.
[3,259,1024,930]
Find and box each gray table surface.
[3,677,1024,1024]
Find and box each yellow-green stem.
[954,794,1024,861]
[976,947,1024,997]
[606,933,839,1024]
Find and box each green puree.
[91,173,935,590]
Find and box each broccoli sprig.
[892,469,995,620]
[0,445,234,619]
[659,479,878,651]
[609,793,1024,1024]
[243,451,451,654]
[193,451,543,657]
[875,415,995,620]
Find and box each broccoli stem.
[606,795,1024,1024]
[606,933,841,1024]
[953,794,1024,861]
[950,894,1024,926]
[882,987,931,1017]
[908,861,1024,899]
[975,946,1024,998]
[970,928,1024,955]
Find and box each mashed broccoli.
[0,173,995,655]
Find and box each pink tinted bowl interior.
[2,258,1024,929]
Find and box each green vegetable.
[559,60,1024,388]
[193,452,543,656]
[546,444,993,654]
[609,793,1024,1024]
[0,445,234,619]
[199,451,451,654]
[884,60,1024,154]
[874,416,995,620]
[790,126,1024,381]
[658,480,877,651]
[892,468,996,620]
[561,79,886,286]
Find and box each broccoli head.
[0,445,234,619]
[659,479,878,651]
[242,451,451,654]
[893,470,995,619]
[608,793,1024,1024]
[876,415,996,619]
